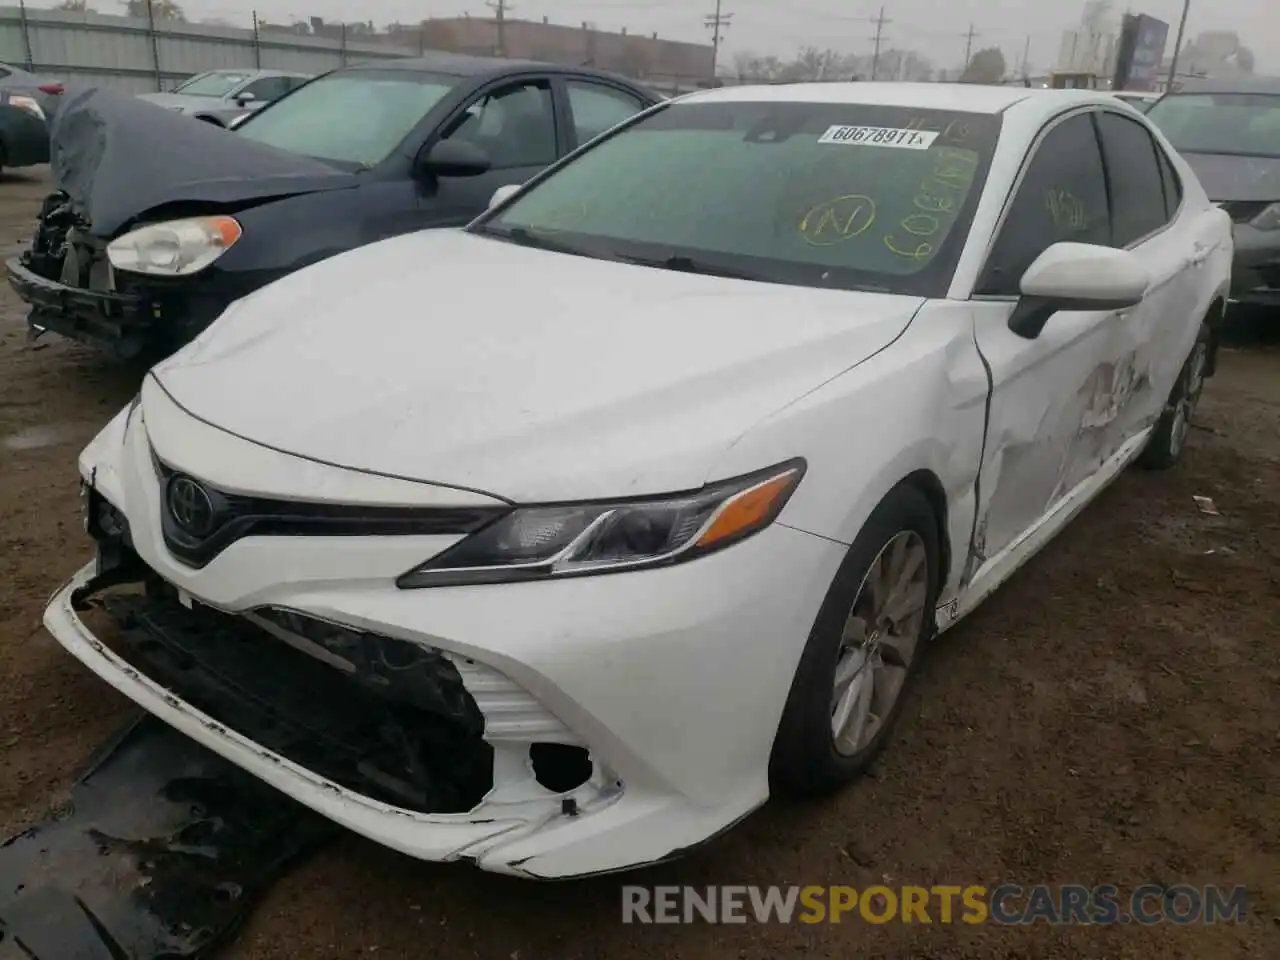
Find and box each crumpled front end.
[8,191,237,358]
[43,381,846,878]
[8,85,353,358]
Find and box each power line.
[868,5,890,80]
[962,22,979,66]
[703,0,733,77]
[484,0,511,57]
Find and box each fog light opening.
[530,743,592,793]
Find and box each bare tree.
[120,0,186,21]
[959,47,1006,84]
[730,47,932,83]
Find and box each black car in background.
[6,53,661,358]
[0,61,65,174]
[1146,77,1280,308]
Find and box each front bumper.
[7,256,231,359]
[1228,225,1280,307]
[42,389,846,878]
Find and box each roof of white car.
[677,82,1116,117]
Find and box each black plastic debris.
[101,589,493,814]
[0,715,336,959]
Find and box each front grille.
[152,456,509,568]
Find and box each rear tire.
[769,483,940,798]
[1139,323,1210,471]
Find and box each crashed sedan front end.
[6,86,352,359]
[11,194,256,357]
[1219,200,1280,306]
[46,355,839,877]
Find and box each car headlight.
[8,95,44,120]
[397,460,805,588]
[1249,202,1280,231]
[107,216,241,276]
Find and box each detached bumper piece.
[88,574,495,815]
[6,255,155,358]
[0,715,335,959]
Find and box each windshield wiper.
[613,253,765,281]
[1181,148,1280,160]
[481,225,619,261]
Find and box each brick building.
[413,17,715,91]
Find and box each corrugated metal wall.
[0,7,418,92]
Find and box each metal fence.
[0,6,711,95]
[0,6,418,92]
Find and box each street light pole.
[1165,0,1191,90]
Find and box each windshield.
[1146,92,1280,157]
[235,69,460,167]
[173,72,249,98]
[474,100,1000,296]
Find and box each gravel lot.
[1,168,1277,959]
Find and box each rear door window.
[566,81,648,146]
[1095,110,1171,246]
[977,113,1110,295]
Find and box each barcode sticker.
[818,125,939,149]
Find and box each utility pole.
[485,0,511,58]
[962,23,979,67]
[868,6,890,80]
[703,0,733,78]
[1165,0,1191,90]
[1020,34,1031,83]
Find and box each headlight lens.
[107,216,242,276]
[397,460,805,588]
[7,95,44,120]
[1249,202,1280,231]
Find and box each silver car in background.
[136,68,311,126]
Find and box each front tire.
[1139,323,1211,471]
[770,484,940,798]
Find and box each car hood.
[1180,151,1280,202]
[152,231,925,503]
[135,92,211,112]
[51,86,356,237]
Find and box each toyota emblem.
[166,475,216,537]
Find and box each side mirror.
[234,91,257,106]
[488,183,521,210]
[415,139,492,179]
[1008,242,1148,339]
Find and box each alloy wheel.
[831,529,929,756]
[1170,340,1209,456]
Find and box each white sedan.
[45,82,1231,879]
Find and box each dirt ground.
[1,168,1277,959]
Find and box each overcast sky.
[177,0,1276,74]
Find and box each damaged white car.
[46,82,1231,879]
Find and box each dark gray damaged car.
[6,54,661,359]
